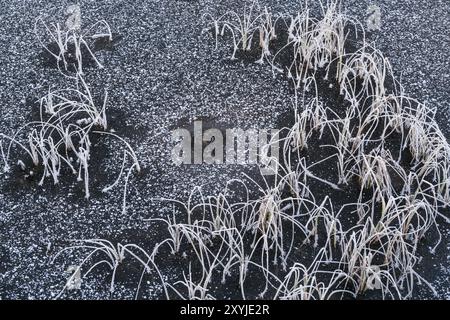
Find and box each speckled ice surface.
[0,0,449,299]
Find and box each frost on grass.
[34,5,112,76]
[21,0,450,299]
[0,8,139,206]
